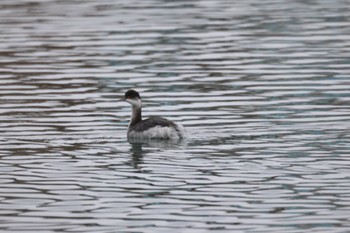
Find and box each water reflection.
[129,142,144,169]
[128,138,188,169]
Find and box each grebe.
[121,89,186,140]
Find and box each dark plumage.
[130,117,178,132]
[124,89,140,100]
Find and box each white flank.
[128,124,186,140]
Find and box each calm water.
[1,0,350,232]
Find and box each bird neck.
[129,105,142,127]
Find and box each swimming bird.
[121,89,186,140]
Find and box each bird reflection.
[129,141,145,169]
[128,138,187,169]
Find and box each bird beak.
[120,97,126,102]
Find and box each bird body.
[121,90,186,140]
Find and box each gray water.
[1,0,350,232]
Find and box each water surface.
[1,0,350,232]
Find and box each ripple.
[1,0,350,232]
